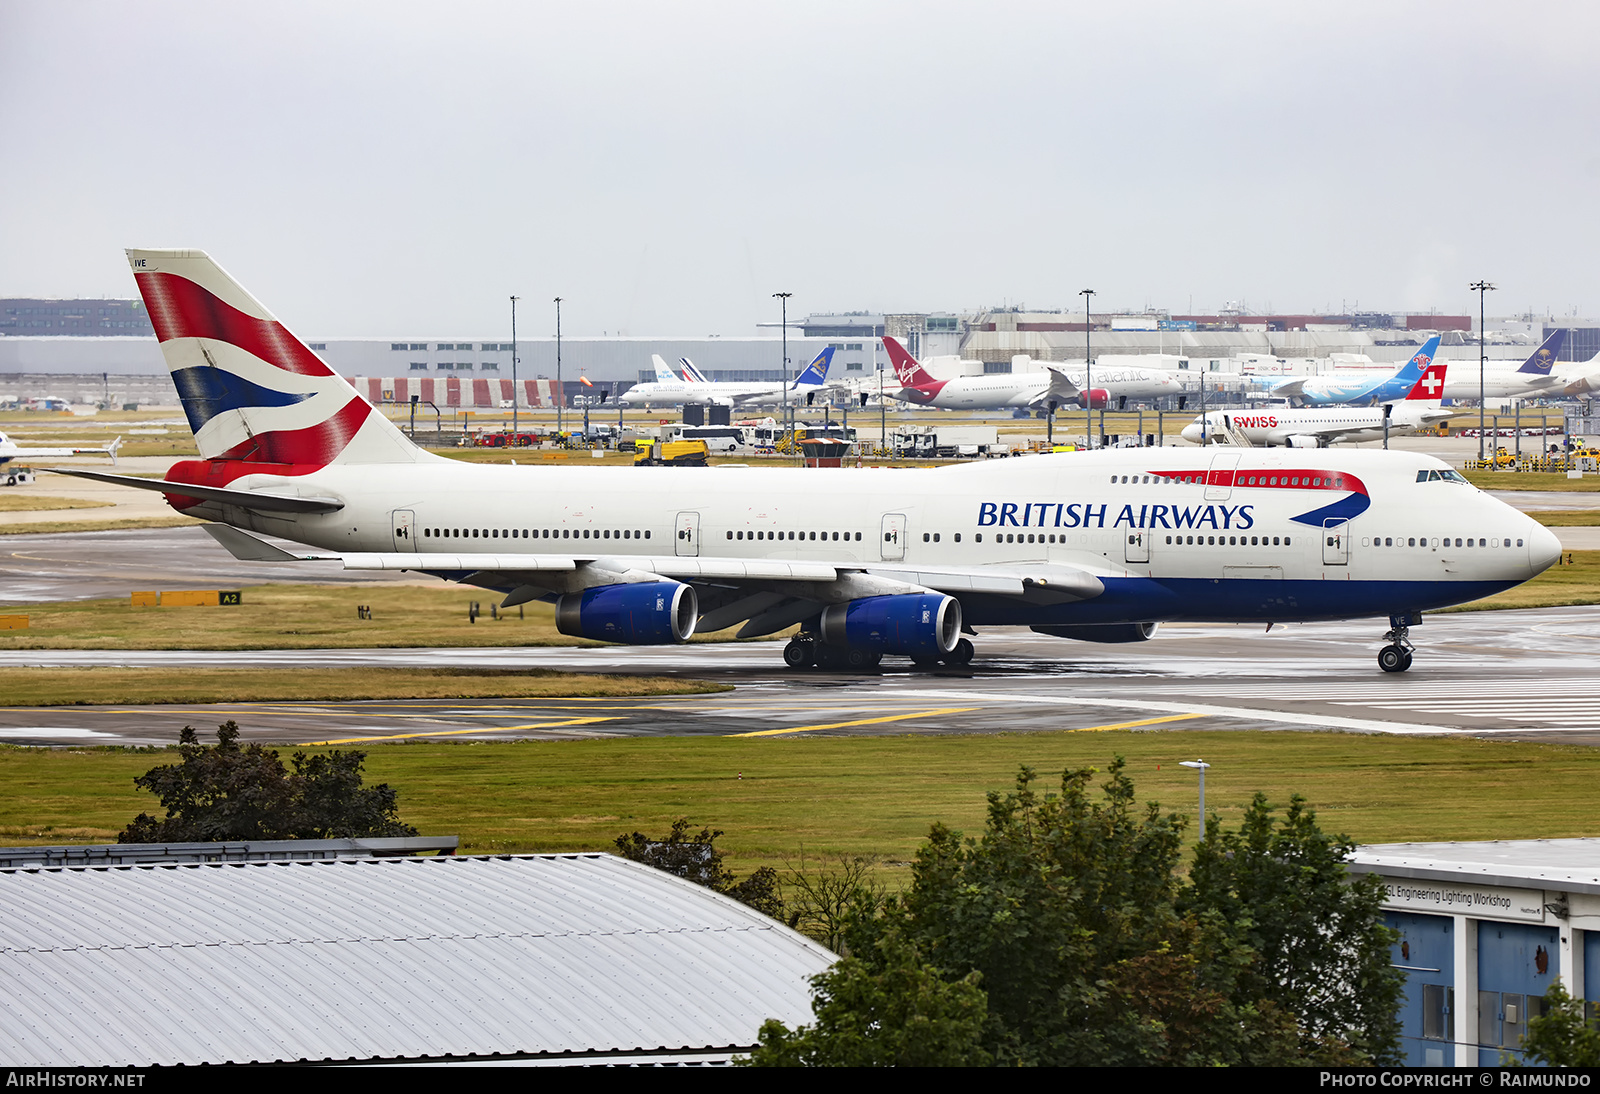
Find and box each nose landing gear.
[1378,613,1417,673]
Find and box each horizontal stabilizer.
[45,467,345,513]
[201,524,339,561]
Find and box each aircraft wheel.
[1377,645,1409,673]
[945,638,974,666]
[783,640,814,669]
[843,646,880,670]
[910,654,942,670]
[814,644,848,670]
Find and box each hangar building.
[1349,839,1600,1067]
[0,843,833,1066]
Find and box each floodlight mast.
[509,295,520,438]
[1470,280,1496,462]
[1179,759,1212,840]
[1079,289,1096,448]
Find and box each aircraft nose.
[1180,424,1201,443]
[1528,521,1562,575]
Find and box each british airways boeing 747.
[53,251,1560,675]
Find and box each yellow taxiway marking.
[1069,713,1205,732]
[307,716,620,745]
[728,708,978,738]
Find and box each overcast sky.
[3,1,1596,337]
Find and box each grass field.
[1435,550,1600,612]
[0,515,203,536]
[5,731,1599,881]
[0,666,728,706]
[1529,510,1600,526]
[1465,470,1600,492]
[0,495,111,512]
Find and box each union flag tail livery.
[127,249,425,468]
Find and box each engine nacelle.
[1285,434,1320,449]
[1075,389,1110,410]
[556,581,697,644]
[819,594,961,656]
[1031,622,1160,643]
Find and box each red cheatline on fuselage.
[1151,469,1369,495]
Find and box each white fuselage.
[1181,405,1451,447]
[193,447,1557,625]
[897,367,1177,410]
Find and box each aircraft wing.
[203,527,1106,635]
[1027,367,1080,408]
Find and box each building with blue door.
[1348,840,1600,1066]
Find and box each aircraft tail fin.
[1388,334,1442,391]
[126,250,428,467]
[679,358,710,383]
[1403,360,1449,401]
[882,336,936,388]
[1517,329,1567,375]
[651,354,679,383]
[793,346,835,387]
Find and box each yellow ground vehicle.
[633,440,710,466]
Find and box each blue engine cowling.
[1031,622,1159,643]
[555,581,697,644]
[819,594,961,657]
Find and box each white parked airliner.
[57,250,1560,675]
[884,337,1179,410]
[1182,361,1455,447]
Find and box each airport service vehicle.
[0,431,120,467]
[1182,361,1454,448]
[621,349,834,409]
[59,250,1561,676]
[1269,337,1440,407]
[883,337,1179,411]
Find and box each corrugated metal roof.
[0,853,834,1066]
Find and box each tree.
[614,817,783,918]
[751,760,1397,1067]
[118,722,417,842]
[1520,981,1600,1067]
[1185,793,1405,1064]
[742,927,990,1067]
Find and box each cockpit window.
[1417,469,1469,484]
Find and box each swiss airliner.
[57,250,1560,675]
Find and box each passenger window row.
[1166,535,1291,546]
[1366,536,1524,548]
[425,528,651,541]
[728,530,862,541]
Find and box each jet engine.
[555,581,698,644]
[1030,622,1160,643]
[818,594,961,657]
[1075,389,1111,410]
[1285,435,1319,449]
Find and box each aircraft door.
[675,512,700,557]
[391,509,415,552]
[1204,452,1240,501]
[880,514,906,561]
[1322,518,1350,565]
[1123,529,1150,563]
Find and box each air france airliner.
[57,251,1561,675]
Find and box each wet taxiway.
[3,606,1599,747]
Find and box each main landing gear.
[1378,613,1417,674]
[782,636,975,672]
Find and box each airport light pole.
[774,292,793,461]
[1179,759,1211,840]
[1079,289,1096,448]
[554,296,564,435]
[1471,280,1495,462]
[509,295,520,439]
